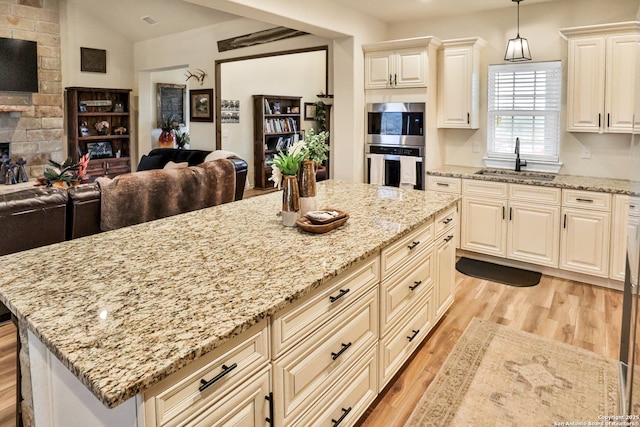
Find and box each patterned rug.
[406,318,620,426]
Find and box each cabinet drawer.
[293,346,377,427]
[434,205,457,237]
[181,367,270,427]
[509,184,561,205]
[379,289,433,391]
[381,220,434,279]
[427,176,461,193]
[273,287,378,426]
[562,189,611,211]
[144,319,269,427]
[271,256,379,358]
[462,179,508,198]
[380,246,434,335]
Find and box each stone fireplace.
[0,0,64,179]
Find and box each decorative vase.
[298,160,317,216]
[97,128,109,136]
[282,174,300,227]
[159,129,175,148]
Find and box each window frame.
[485,61,562,172]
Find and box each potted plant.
[297,128,330,215]
[36,154,90,188]
[269,139,306,226]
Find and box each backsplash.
[0,0,63,179]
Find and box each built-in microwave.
[366,102,425,146]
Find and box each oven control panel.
[368,145,422,157]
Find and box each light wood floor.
[356,270,624,427]
[0,320,16,427]
[0,271,623,427]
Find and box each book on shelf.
[264,99,272,115]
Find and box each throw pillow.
[137,154,165,171]
[204,150,239,162]
[163,161,189,169]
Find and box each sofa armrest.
[227,156,248,200]
[67,183,102,240]
[0,187,68,256]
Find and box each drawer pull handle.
[436,182,450,187]
[631,205,636,209]
[329,288,350,303]
[444,235,454,243]
[576,198,593,203]
[331,342,352,360]
[409,280,422,291]
[407,329,420,342]
[407,241,420,250]
[199,363,237,392]
[332,407,352,426]
[443,217,453,224]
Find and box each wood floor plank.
[0,321,16,427]
[357,270,624,427]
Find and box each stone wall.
[0,0,63,178]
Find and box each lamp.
[504,0,532,62]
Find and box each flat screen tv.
[0,37,38,93]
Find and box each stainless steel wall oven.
[366,102,425,190]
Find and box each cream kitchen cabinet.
[507,185,561,268]
[434,206,457,321]
[461,180,508,257]
[610,195,640,281]
[364,48,427,89]
[143,319,271,427]
[560,189,612,277]
[378,219,437,390]
[437,37,485,129]
[362,37,440,90]
[461,180,561,267]
[560,22,640,133]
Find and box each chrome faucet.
[515,137,527,172]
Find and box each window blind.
[487,61,562,163]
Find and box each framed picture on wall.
[157,83,186,127]
[304,102,317,120]
[190,89,214,122]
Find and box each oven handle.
[366,154,423,163]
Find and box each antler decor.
[185,69,207,85]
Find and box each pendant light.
[504,0,532,62]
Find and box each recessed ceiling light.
[140,15,158,25]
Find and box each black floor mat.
[455,257,541,287]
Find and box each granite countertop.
[0,180,459,409]
[427,165,639,195]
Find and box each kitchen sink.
[475,169,556,182]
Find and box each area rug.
[406,318,619,426]
[455,257,541,287]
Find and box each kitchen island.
[0,180,459,426]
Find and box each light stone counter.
[428,165,639,195]
[0,180,459,409]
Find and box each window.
[487,61,562,168]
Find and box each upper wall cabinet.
[437,37,486,129]
[560,22,640,133]
[363,37,441,90]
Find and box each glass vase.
[159,129,175,148]
[298,160,317,216]
[282,174,300,226]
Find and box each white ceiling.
[330,0,562,23]
[67,0,563,43]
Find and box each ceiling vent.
[140,15,158,25]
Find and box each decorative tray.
[296,210,349,234]
[304,209,348,225]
